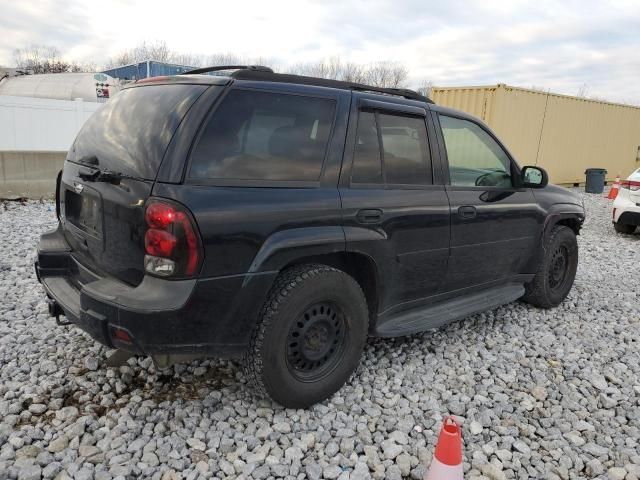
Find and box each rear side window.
[379,113,431,185]
[190,90,336,181]
[70,84,208,180]
[351,110,432,186]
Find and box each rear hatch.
[60,83,207,286]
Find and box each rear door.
[340,95,450,315]
[61,83,209,285]
[432,110,544,291]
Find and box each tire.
[614,222,637,234]
[523,225,578,308]
[243,264,368,408]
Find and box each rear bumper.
[613,193,640,224]
[617,211,640,226]
[36,226,275,357]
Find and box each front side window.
[190,90,336,181]
[439,115,512,188]
[351,110,432,186]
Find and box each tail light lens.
[145,229,177,257]
[144,199,203,278]
[621,180,640,191]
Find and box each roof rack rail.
[230,69,433,103]
[180,65,273,75]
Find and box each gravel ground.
[0,190,639,480]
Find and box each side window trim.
[437,112,520,190]
[358,98,427,117]
[374,111,388,185]
[426,110,448,186]
[185,86,340,188]
[348,109,384,188]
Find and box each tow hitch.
[46,298,71,326]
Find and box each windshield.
[68,84,208,180]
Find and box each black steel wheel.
[286,302,347,381]
[523,225,578,308]
[548,245,570,291]
[243,265,368,408]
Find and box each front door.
[340,96,450,315]
[433,111,544,292]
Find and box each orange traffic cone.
[425,417,464,480]
[608,175,621,199]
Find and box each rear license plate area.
[65,189,103,237]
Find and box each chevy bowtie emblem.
[74,182,84,194]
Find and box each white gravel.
[0,191,639,480]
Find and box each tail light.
[144,199,203,278]
[620,180,640,191]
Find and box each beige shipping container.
[431,84,640,185]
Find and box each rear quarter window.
[189,90,336,182]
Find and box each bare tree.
[13,45,94,73]
[137,41,171,63]
[171,53,205,67]
[341,62,368,84]
[363,61,408,88]
[415,80,433,98]
[292,56,344,80]
[105,44,281,71]
[203,53,279,69]
[103,47,424,91]
[287,57,408,88]
[576,83,589,98]
[105,41,205,68]
[205,52,245,66]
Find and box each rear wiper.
[79,169,142,184]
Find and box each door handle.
[457,205,477,219]
[356,208,383,224]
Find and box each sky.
[2,0,640,104]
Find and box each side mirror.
[521,166,548,188]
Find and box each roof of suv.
[134,65,434,104]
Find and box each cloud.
[1,0,639,103]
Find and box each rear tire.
[523,225,578,308]
[614,222,636,234]
[243,264,368,408]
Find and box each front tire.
[614,222,637,234]
[243,264,368,408]
[523,225,578,308]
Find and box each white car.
[613,168,640,234]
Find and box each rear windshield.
[68,84,208,180]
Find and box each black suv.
[36,66,585,408]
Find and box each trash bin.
[585,168,607,193]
